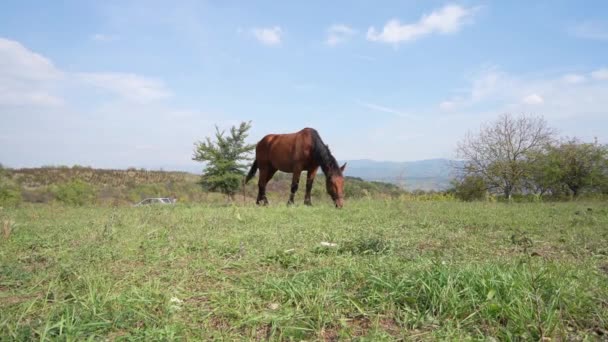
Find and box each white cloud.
[469,67,507,102]
[0,36,172,107]
[135,144,155,150]
[0,92,64,107]
[76,72,172,103]
[562,73,586,84]
[569,21,608,41]
[522,93,544,105]
[439,66,608,121]
[591,68,608,80]
[356,100,413,118]
[91,33,118,42]
[0,37,64,106]
[439,101,456,110]
[367,5,476,45]
[252,26,283,46]
[0,38,63,81]
[326,24,356,46]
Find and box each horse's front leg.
[287,170,302,205]
[304,167,318,206]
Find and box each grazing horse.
[245,128,347,208]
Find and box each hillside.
[10,166,199,188]
[1,166,403,206]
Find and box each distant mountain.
[342,158,462,191]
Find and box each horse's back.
[254,128,316,172]
[256,128,314,150]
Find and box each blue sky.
[1,1,607,172]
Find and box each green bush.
[0,165,22,207]
[450,175,488,201]
[0,185,22,207]
[54,180,96,206]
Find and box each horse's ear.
[340,162,347,172]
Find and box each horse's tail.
[245,160,258,184]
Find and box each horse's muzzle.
[334,198,344,209]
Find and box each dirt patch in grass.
[416,240,443,252]
[254,323,271,341]
[349,316,372,337]
[170,255,195,269]
[528,243,569,260]
[379,317,401,337]
[109,260,146,277]
[0,293,40,306]
[105,329,129,341]
[19,254,51,272]
[406,327,437,341]
[185,295,210,311]
[208,315,232,332]
[320,326,339,342]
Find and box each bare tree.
[456,114,555,200]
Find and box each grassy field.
[1,200,607,341]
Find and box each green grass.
[1,200,607,340]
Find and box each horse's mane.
[310,129,342,177]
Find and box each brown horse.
[245,128,347,208]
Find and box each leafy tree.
[457,114,555,200]
[524,146,564,197]
[192,121,255,199]
[600,154,608,195]
[449,175,487,201]
[540,139,607,197]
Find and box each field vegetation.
[1,200,607,340]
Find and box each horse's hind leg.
[257,166,276,206]
[287,169,302,205]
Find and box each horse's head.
[326,163,347,208]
